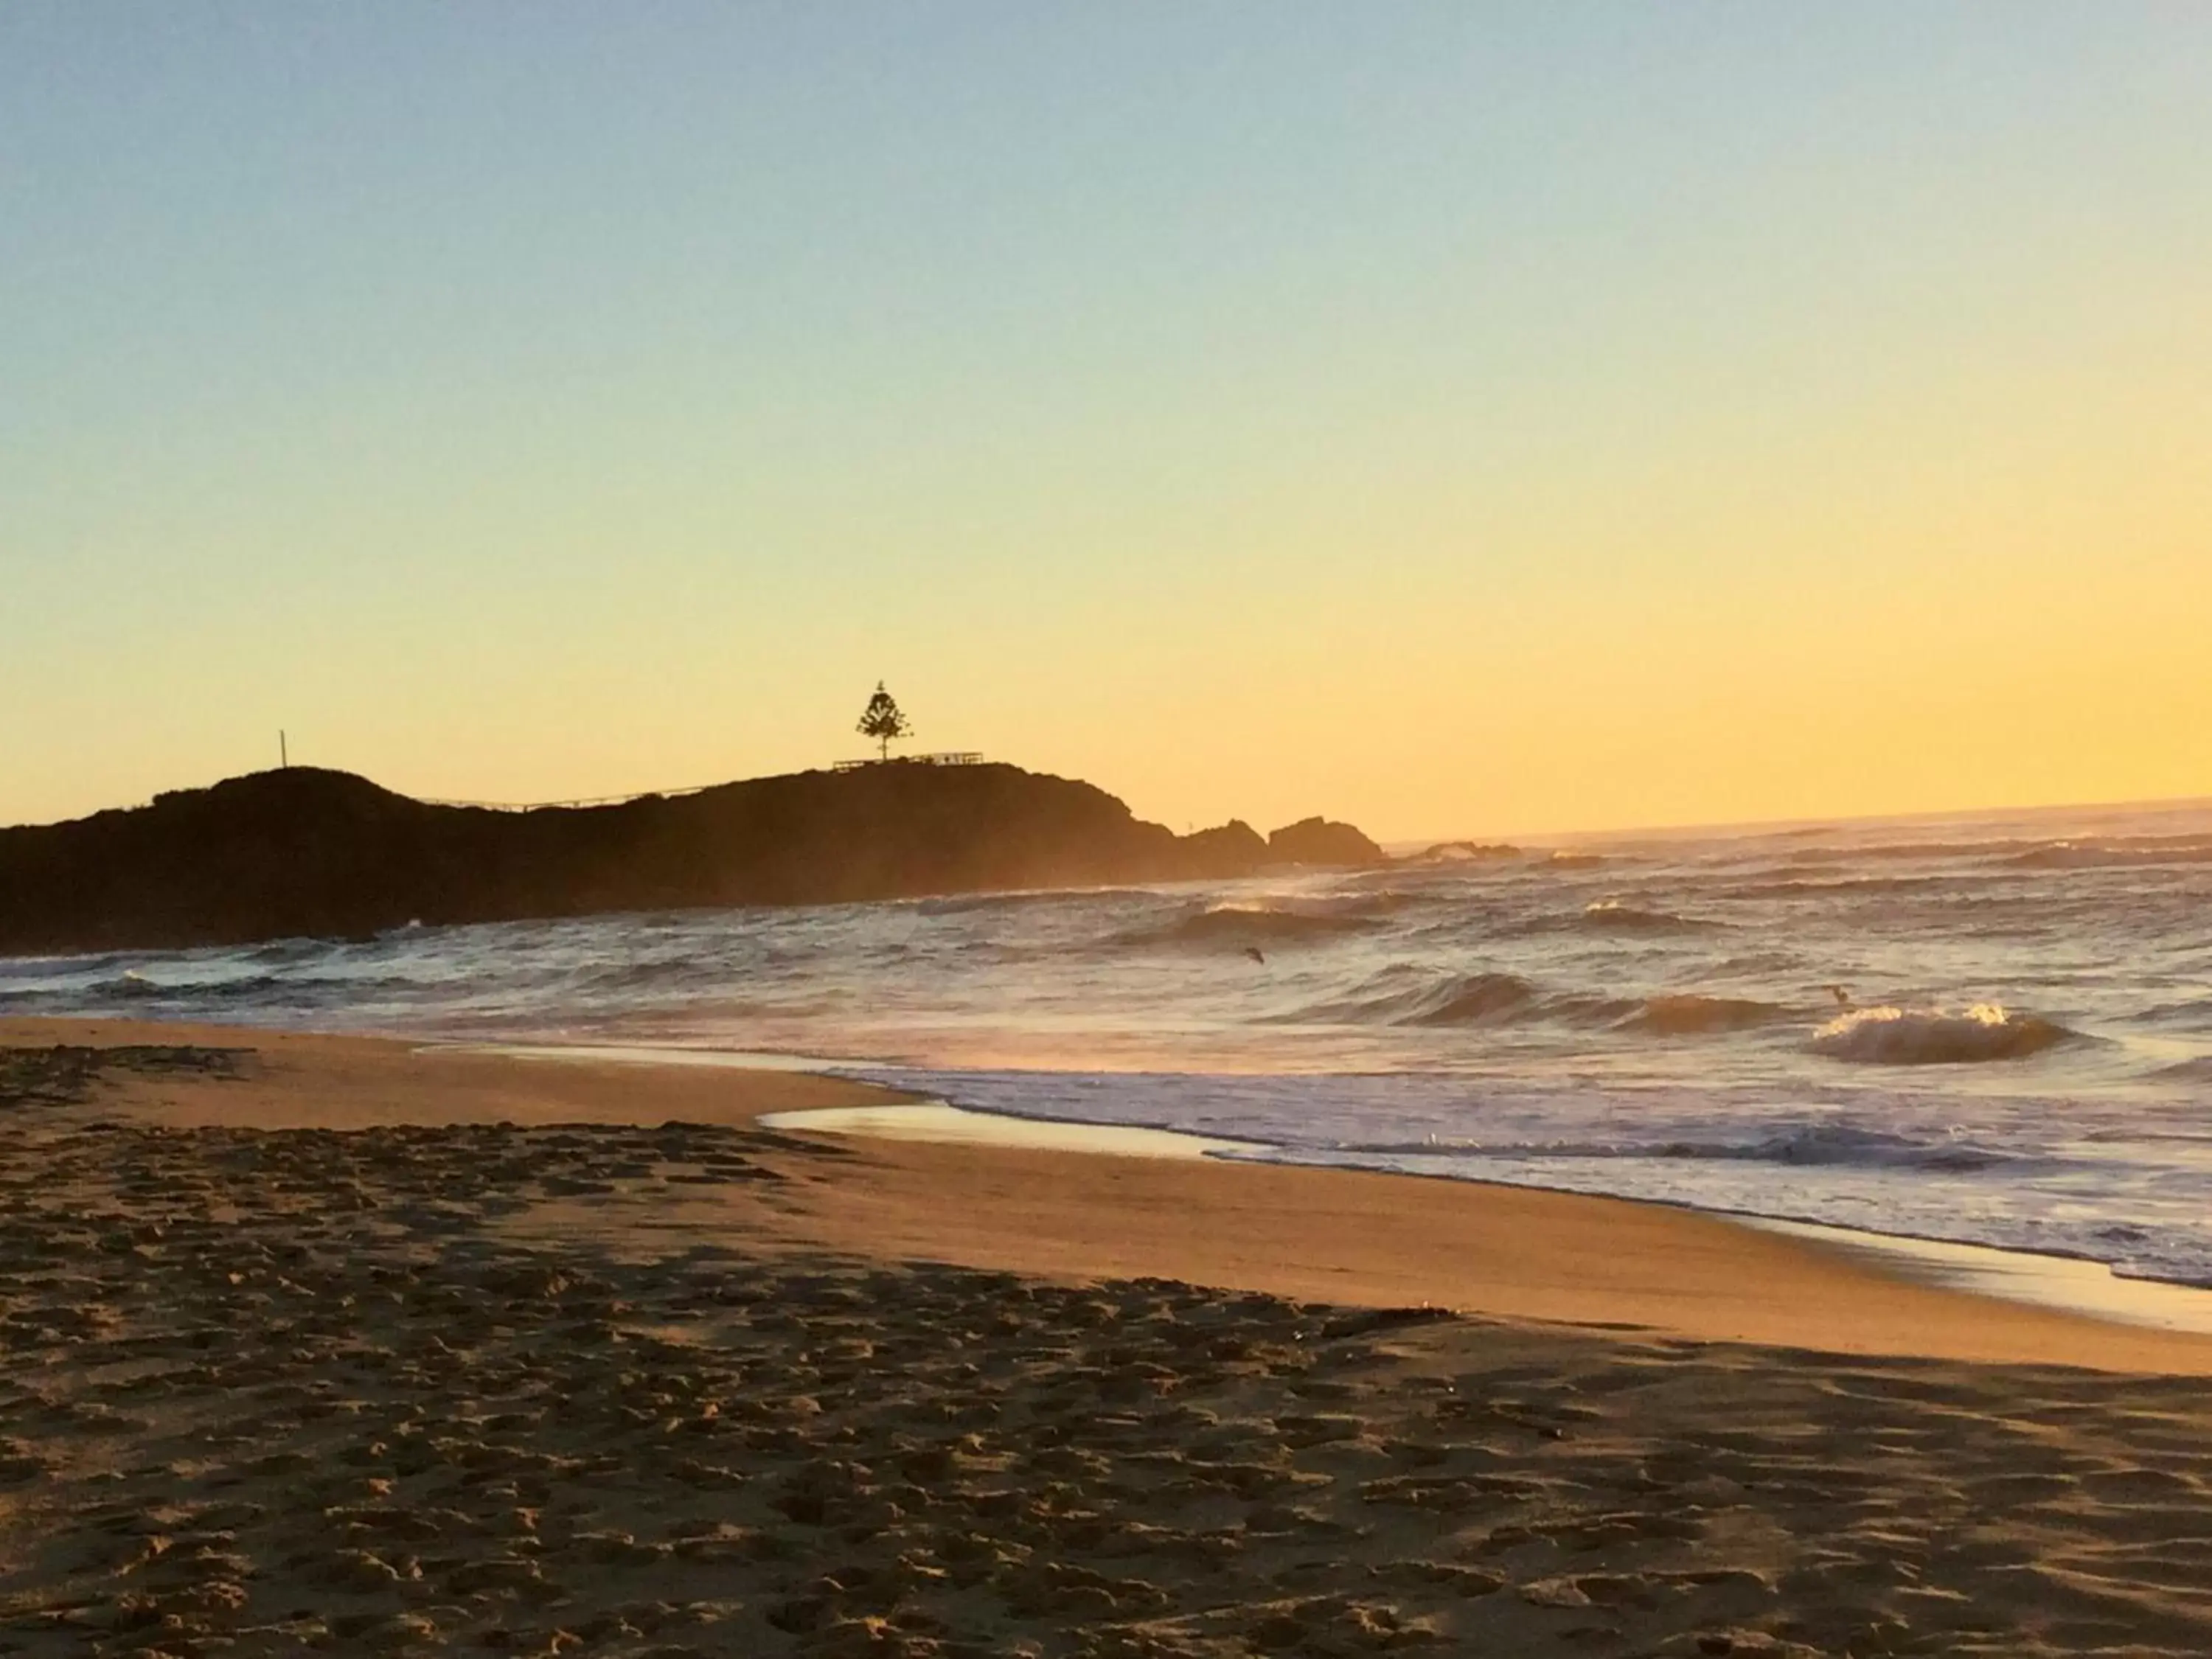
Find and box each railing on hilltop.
[832,751,985,772]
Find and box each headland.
[0,764,1383,953]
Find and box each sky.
[5,3,2208,841]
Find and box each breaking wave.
[243,936,338,965]
[1405,973,1545,1026]
[1578,899,1722,934]
[1286,973,1787,1036]
[1809,1004,2076,1065]
[1683,1123,2022,1171]
[1717,874,1955,900]
[1498,900,1725,939]
[0,970,175,1004]
[1345,1123,2021,1174]
[1290,969,1542,1027]
[574,959,740,995]
[2004,839,2212,871]
[0,969,448,1011]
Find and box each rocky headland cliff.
[0,764,1382,953]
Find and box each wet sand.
[4,1018,2212,1656]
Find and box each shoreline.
[762,1097,2212,1338]
[381,1035,2212,1339]
[91,1026,2212,1335]
[10,1015,2212,1651]
[10,1014,2212,1372]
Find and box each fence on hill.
[831,751,985,772]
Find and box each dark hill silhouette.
[0,764,1385,953]
[1267,817,1385,866]
[1173,819,1270,879]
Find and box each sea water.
[7,796,2211,1287]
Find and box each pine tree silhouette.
[855,683,913,761]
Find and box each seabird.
[1243,946,1266,965]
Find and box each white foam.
[1745,1218,2212,1336]
[759,1102,1254,1160]
[436,1042,866,1071]
[1809,1003,2071,1065]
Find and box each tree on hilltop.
[856,683,914,761]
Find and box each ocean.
[7,796,2211,1289]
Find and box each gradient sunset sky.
[7,4,2208,840]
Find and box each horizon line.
[1411,788,2212,852]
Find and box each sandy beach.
[5,1018,2212,1656]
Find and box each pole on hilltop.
[280,731,288,769]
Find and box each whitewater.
[7,796,2211,1287]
